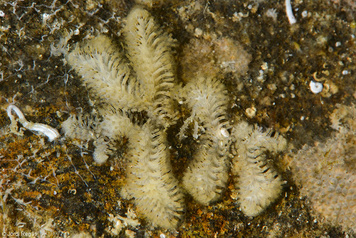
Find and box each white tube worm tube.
[7,105,60,142]
[285,0,297,24]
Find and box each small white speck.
[300,116,305,121]
[266,8,278,22]
[0,10,5,18]
[42,13,51,24]
[309,80,323,94]
[335,41,341,47]
[301,10,307,18]
[261,62,268,70]
[245,106,257,118]
[257,69,265,81]
[342,70,349,75]
[160,234,166,238]
[194,28,203,37]
[220,128,229,138]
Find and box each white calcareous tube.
[285,0,297,24]
[7,104,60,142]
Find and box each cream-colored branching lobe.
[100,113,185,229]
[285,104,356,232]
[181,77,231,205]
[231,121,287,217]
[62,113,101,141]
[63,5,289,229]
[66,35,146,114]
[64,6,184,229]
[121,121,184,229]
[62,112,127,165]
[98,106,184,228]
[125,6,177,127]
